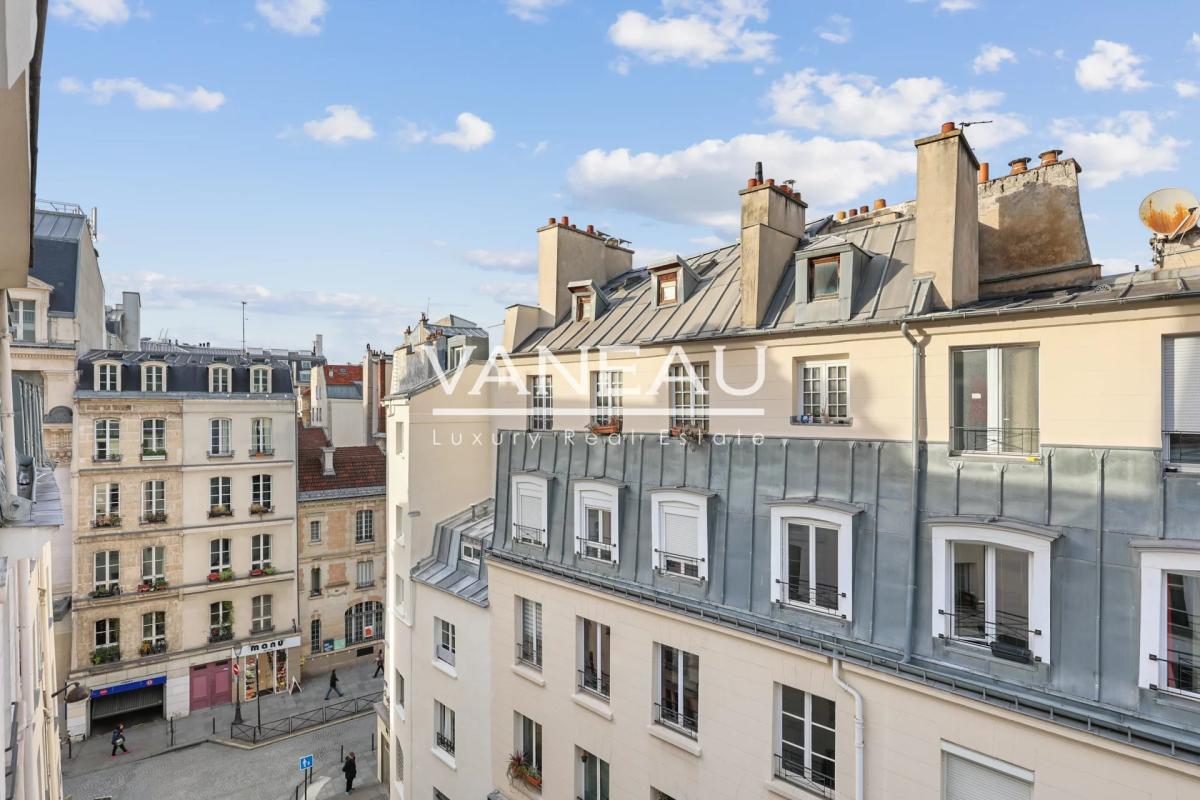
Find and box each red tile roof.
[324,364,363,385]
[297,426,386,493]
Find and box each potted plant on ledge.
[506,752,542,791]
[218,568,235,582]
[249,503,273,515]
[587,418,622,436]
[208,504,232,518]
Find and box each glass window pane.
[952,349,988,451]
[813,527,839,610]
[1000,346,1039,453]
[811,695,836,730]
[994,548,1030,647]
[1169,434,1200,464]
[787,524,810,603]
[953,542,988,640]
[1167,572,1200,692]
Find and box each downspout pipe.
[0,290,18,496]
[900,322,922,662]
[832,658,864,800]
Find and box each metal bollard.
[340,744,344,762]
[170,717,175,746]
[212,717,216,735]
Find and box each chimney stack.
[1008,157,1031,175]
[534,216,632,324]
[978,162,990,183]
[914,122,980,309]
[321,446,335,476]
[739,164,807,327]
[1039,149,1062,167]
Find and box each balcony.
[249,503,274,516]
[435,733,455,756]
[89,585,121,600]
[90,645,120,665]
[92,514,122,529]
[773,754,835,799]
[140,448,167,462]
[652,702,698,739]
[937,608,1036,665]
[576,536,615,563]
[140,511,168,525]
[577,668,610,700]
[136,578,168,593]
[249,447,275,458]
[654,550,703,580]
[207,449,233,459]
[950,426,1039,456]
[515,640,542,670]
[207,569,236,582]
[208,505,233,519]
[139,640,168,657]
[92,453,122,464]
[249,566,278,578]
[513,524,546,547]
[208,626,233,644]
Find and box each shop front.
[237,635,301,702]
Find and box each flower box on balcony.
[137,578,168,593]
[208,569,234,582]
[669,424,707,442]
[208,626,233,644]
[250,568,264,578]
[587,420,623,436]
[249,503,274,515]
[89,585,121,599]
[92,454,122,463]
[141,512,167,525]
[249,448,275,458]
[90,645,120,665]
[506,753,542,791]
[140,449,167,461]
[92,514,121,529]
[208,505,233,518]
[139,640,167,656]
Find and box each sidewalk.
[63,657,384,780]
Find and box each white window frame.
[528,374,553,431]
[251,473,272,510]
[95,361,121,392]
[931,522,1054,664]
[141,479,165,519]
[951,345,1040,455]
[514,712,543,775]
[796,360,849,423]
[650,489,709,581]
[774,683,837,793]
[93,482,120,521]
[12,299,35,342]
[355,509,375,542]
[309,519,322,542]
[251,417,273,454]
[209,476,231,511]
[93,418,120,461]
[250,365,271,394]
[573,479,620,564]
[141,545,165,582]
[435,617,456,666]
[142,610,166,647]
[356,560,374,587]
[654,642,700,736]
[1136,544,1200,694]
[94,618,119,648]
[592,370,623,426]
[141,418,165,455]
[209,418,232,456]
[251,533,272,570]
[210,538,231,571]
[516,596,542,669]
[578,617,611,699]
[941,742,1034,795]
[668,362,709,431]
[511,474,549,547]
[209,364,231,393]
[93,550,119,591]
[141,362,167,392]
[251,594,273,632]
[460,536,481,564]
[434,701,455,755]
[769,502,856,620]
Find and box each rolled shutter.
[663,511,698,558]
[1164,336,1200,433]
[518,490,542,529]
[944,753,1032,800]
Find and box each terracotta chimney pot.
[873,198,886,210]
[941,121,956,134]
[978,163,990,183]
[586,224,595,234]
[859,205,869,215]
[1008,157,1030,175]
[547,217,556,226]
[835,210,846,221]
[1039,149,1063,166]
[848,208,858,218]
[561,215,569,226]
[766,178,775,187]
[747,178,759,188]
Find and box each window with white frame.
[460,535,481,564]
[346,601,383,644]
[93,550,119,591]
[951,345,1039,455]
[668,362,709,431]
[251,533,272,570]
[209,476,231,513]
[769,502,856,620]
[516,596,542,668]
[209,365,231,393]
[142,363,167,392]
[210,538,231,571]
[528,375,552,431]
[511,474,548,547]
[655,643,699,737]
[650,489,708,580]
[250,366,271,393]
[209,418,231,456]
[394,670,405,710]
[577,749,609,800]
[355,509,374,542]
[141,546,164,582]
[942,743,1033,800]
[251,417,273,454]
[447,345,463,372]
[251,594,273,632]
[93,482,120,523]
[309,519,322,542]
[94,618,119,648]
[574,480,619,563]
[435,617,456,666]
[356,560,374,587]
[592,370,623,426]
[142,611,166,649]
[94,418,120,461]
[1163,336,1200,466]
[515,712,542,781]
[310,566,321,595]
[12,299,35,342]
[796,360,849,424]
[210,600,232,630]
[931,523,1053,664]
[141,418,165,456]
[95,362,120,392]
[141,480,165,521]
[434,701,455,755]
[774,684,836,794]
[578,617,610,699]
[251,474,272,510]
[1136,545,1200,696]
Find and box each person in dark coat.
[342,751,357,794]
[325,669,344,700]
[110,722,128,757]
[373,649,384,679]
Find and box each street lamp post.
[255,659,262,733]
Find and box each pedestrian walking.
[342,751,357,794]
[373,649,384,679]
[325,669,344,700]
[110,722,128,757]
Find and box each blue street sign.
[299,754,314,771]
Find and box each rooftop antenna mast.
[241,301,247,354]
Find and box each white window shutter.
[663,512,698,558]
[944,754,1032,800]
[1164,336,1200,432]
[518,491,541,528]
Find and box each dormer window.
[142,363,167,392]
[573,479,620,563]
[808,256,840,300]
[210,365,231,393]
[511,473,549,547]
[251,366,271,394]
[575,293,593,322]
[12,299,35,342]
[657,271,678,306]
[650,488,711,581]
[95,361,121,392]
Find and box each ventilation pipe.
[831,659,864,800]
[900,322,923,662]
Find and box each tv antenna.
[241,301,247,353]
[958,120,993,129]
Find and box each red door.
[190,660,233,711]
[211,660,232,705]
[190,664,212,711]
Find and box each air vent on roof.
[694,257,719,276]
[623,272,649,290]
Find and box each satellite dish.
[1139,188,1199,235]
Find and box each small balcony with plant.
[136,577,168,593]
[208,504,233,518]
[140,511,167,525]
[207,568,235,583]
[506,752,542,792]
[92,451,122,464]
[249,503,274,515]
[208,625,233,643]
[90,645,120,665]
[249,446,275,458]
[249,564,277,578]
[139,639,168,657]
[89,584,121,600]
[92,514,121,529]
[140,447,167,462]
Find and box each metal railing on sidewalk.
[230,691,382,744]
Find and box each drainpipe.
[0,290,19,496]
[832,658,864,800]
[900,322,922,662]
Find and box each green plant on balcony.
[249,503,273,515]
[90,645,120,665]
[140,448,167,459]
[92,514,121,528]
[208,504,232,518]
[263,565,277,576]
[90,584,120,599]
[218,568,235,582]
[506,752,542,790]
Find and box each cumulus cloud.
[60,77,225,112]
[464,249,536,272]
[908,0,979,12]
[609,0,775,66]
[1051,111,1185,188]
[479,279,538,306]
[1189,33,1200,52]
[1176,80,1199,98]
[506,0,564,22]
[50,0,129,27]
[256,0,328,35]
[817,14,851,45]
[972,44,1016,74]
[302,105,375,144]
[765,68,1026,149]
[432,112,495,151]
[568,131,912,231]
[1075,40,1150,92]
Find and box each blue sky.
[37,0,1200,362]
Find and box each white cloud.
[817,14,851,45]
[1051,111,1185,188]
[50,0,129,27]
[533,140,549,156]
[432,112,495,151]
[478,279,537,306]
[609,0,775,66]
[690,234,726,249]
[464,249,536,272]
[938,0,977,10]
[506,0,564,22]
[1176,80,1200,98]
[765,68,1026,149]
[62,77,225,111]
[302,105,375,144]
[972,44,1016,74]
[256,0,327,35]
[568,131,912,231]
[1189,33,1200,52]
[1075,40,1150,92]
